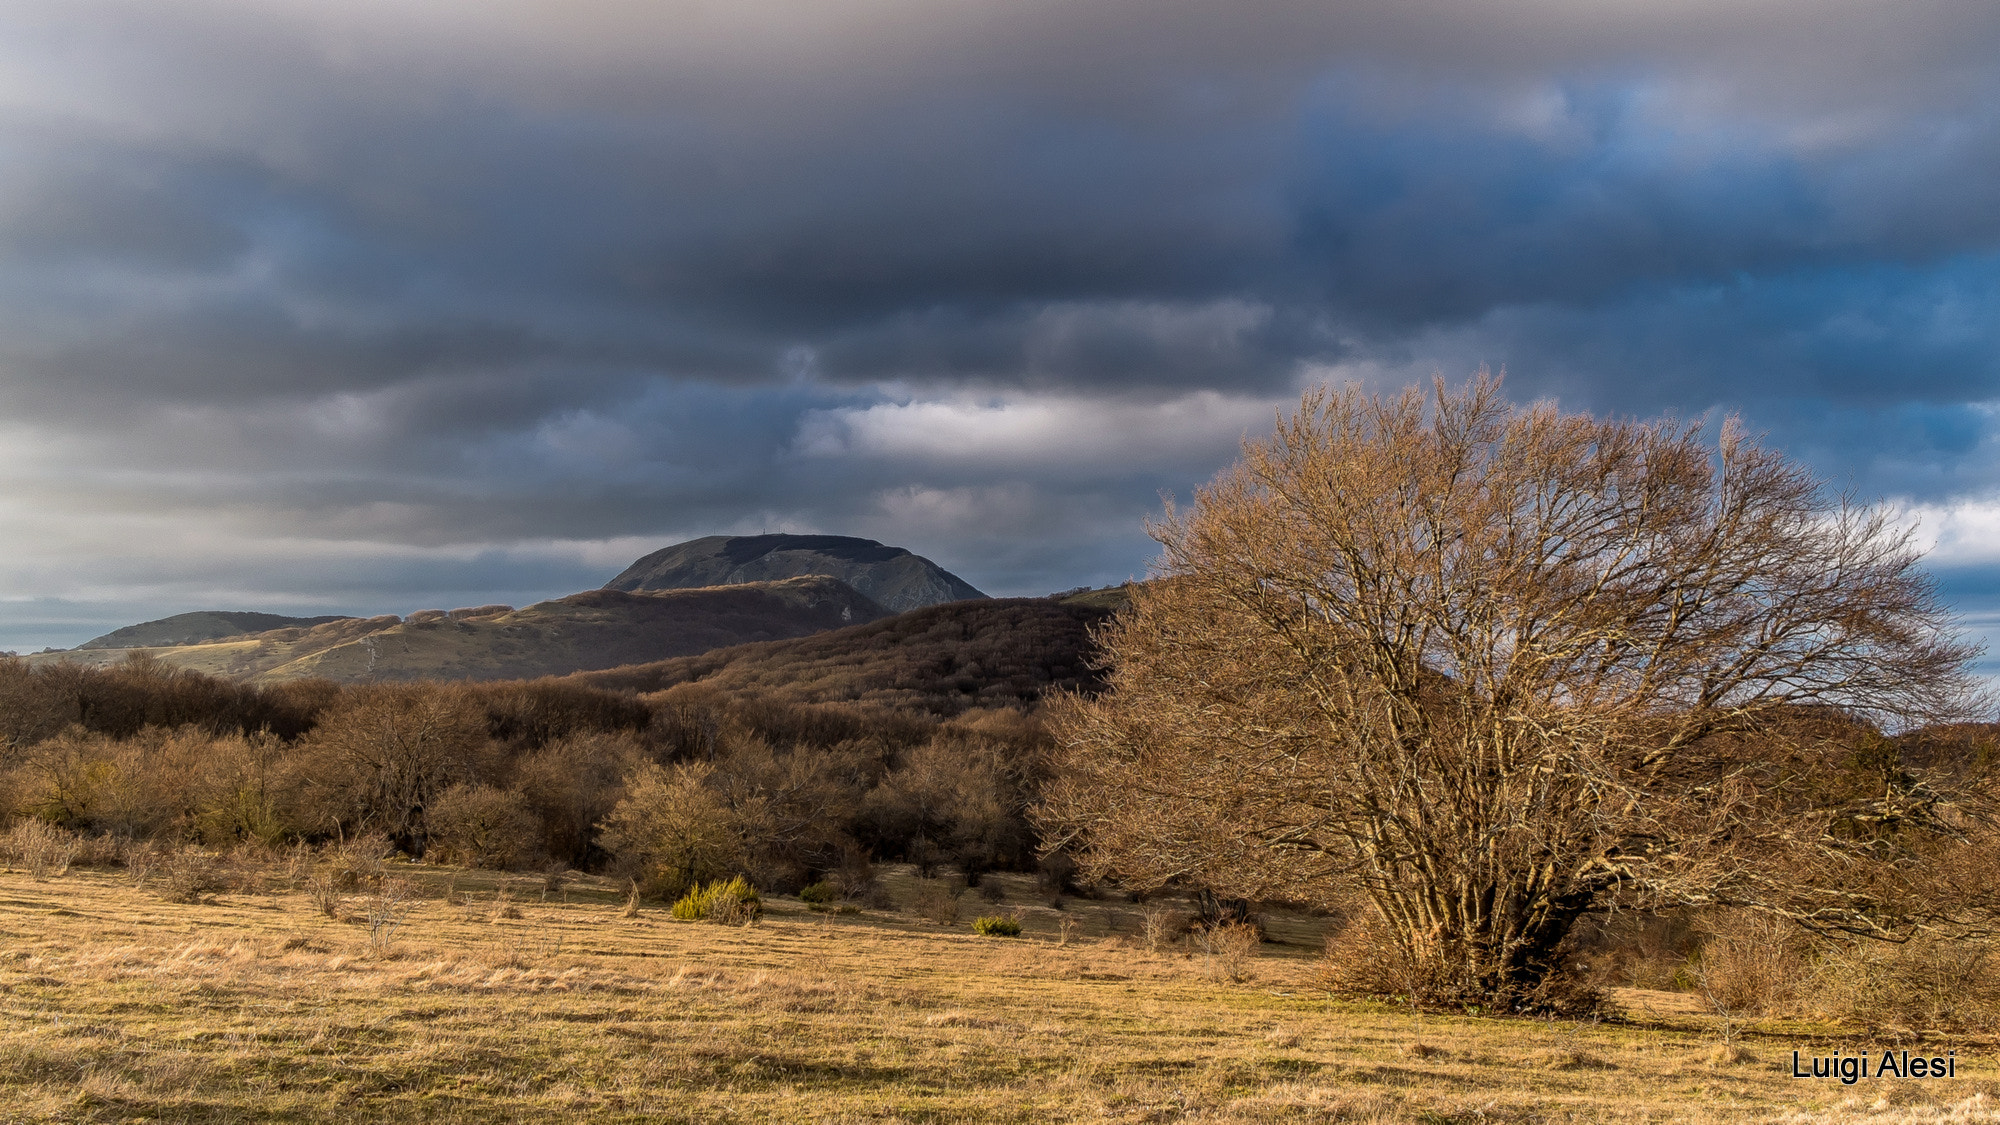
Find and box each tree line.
[0,654,1049,898]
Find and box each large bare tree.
[1039,376,1992,1010]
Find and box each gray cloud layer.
[3,1,2000,654]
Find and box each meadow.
[5,859,1996,1123]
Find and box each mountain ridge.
[27,577,891,684]
[77,611,357,651]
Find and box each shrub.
[671,876,761,925]
[1691,910,1809,1016]
[972,914,1022,937]
[510,731,644,868]
[1198,921,1262,983]
[68,830,126,868]
[799,881,838,905]
[2,819,80,879]
[364,879,416,954]
[126,842,162,888]
[294,683,493,854]
[306,872,344,918]
[1140,906,1194,954]
[1317,908,1426,997]
[1800,936,2000,1032]
[157,846,225,905]
[710,736,868,894]
[324,833,392,891]
[913,880,964,925]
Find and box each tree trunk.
[1375,872,1598,1011]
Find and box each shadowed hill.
[605,534,985,612]
[78,611,356,650]
[564,594,1118,715]
[30,578,890,684]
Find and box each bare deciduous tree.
[295,684,492,854]
[1039,376,1992,1011]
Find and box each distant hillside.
[1048,584,1135,613]
[31,578,889,684]
[565,594,1117,715]
[77,611,356,650]
[605,534,985,612]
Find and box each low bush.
[325,834,393,891]
[671,876,761,925]
[1801,936,2000,1032]
[1197,920,1261,983]
[913,880,964,925]
[1691,910,1808,1016]
[600,762,744,902]
[157,846,225,905]
[1140,906,1194,954]
[1316,908,1427,997]
[2,818,80,879]
[799,881,838,905]
[364,879,416,954]
[307,872,343,918]
[971,914,1021,937]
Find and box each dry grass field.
[4,861,1997,1124]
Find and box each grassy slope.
[76,612,357,651]
[20,616,407,679]
[566,596,1116,715]
[4,862,1987,1124]
[23,579,888,685]
[258,580,887,684]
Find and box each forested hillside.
[567,595,1116,715]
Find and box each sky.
[3,1,2000,659]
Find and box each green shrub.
[972,914,1022,937]
[671,876,761,925]
[799,880,838,905]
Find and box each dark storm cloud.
[4,0,2000,648]
[8,1,1999,402]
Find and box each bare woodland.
[0,659,1051,899]
[1040,376,2000,1012]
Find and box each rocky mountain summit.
[603,534,985,613]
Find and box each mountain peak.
[604,534,986,613]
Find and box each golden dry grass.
[3,864,1997,1123]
